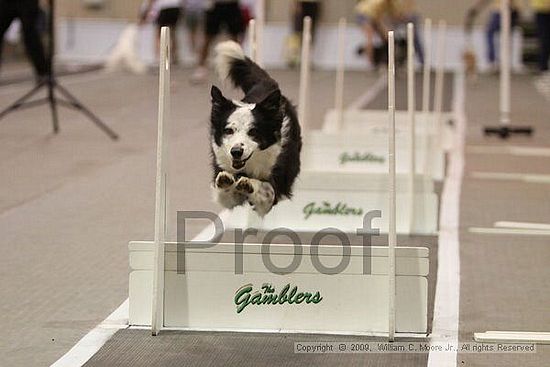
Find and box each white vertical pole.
[151,27,170,336]
[256,0,266,67]
[500,0,511,125]
[433,20,447,157]
[298,16,312,132]
[248,19,257,62]
[387,30,397,342]
[421,18,432,181]
[407,23,416,234]
[335,17,347,130]
[421,19,432,117]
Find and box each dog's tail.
[214,41,279,101]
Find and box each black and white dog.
[210,41,301,216]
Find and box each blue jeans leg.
[486,12,500,65]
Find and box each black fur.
[210,51,302,208]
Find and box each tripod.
[0,0,118,140]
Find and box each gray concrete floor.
[457,74,550,367]
[0,66,378,366]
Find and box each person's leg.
[486,12,500,67]
[301,2,320,43]
[170,27,178,65]
[171,9,181,64]
[191,5,218,82]
[362,21,377,67]
[293,2,303,34]
[157,8,181,64]
[155,25,162,59]
[0,2,17,74]
[536,12,550,72]
[410,15,424,64]
[186,10,200,53]
[223,2,244,43]
[17,0,48,77]
[198,6,220,66]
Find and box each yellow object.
[531,0,550,12]
[490,0,518,10]
[284,33,301,67]
[355,0,399,19]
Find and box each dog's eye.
[224,128,234,135]
[248,128,258,136]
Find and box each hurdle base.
[129,241,430,336]
[483,126,534,139]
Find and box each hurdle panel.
[129,241,429,335]
[323,109,454,152]
[225,172,438,234]
[301,131,445,180]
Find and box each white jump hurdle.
[255,0,265,67]
[298,16,312,131]
[130,27,429,339]
[227,21,438,235]
[322,19,451,182]
[247,19,257,63]
[150,27,171,336]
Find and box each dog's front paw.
[215,171,235,189]
[235,177,254,194]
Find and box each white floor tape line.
[49,210,231,367]
[494,221,550,230]
[474,331,550,344]
[471,172,550,184]
[467,145,550,157]
[427,71,464,367]
[468,227,550,236]
[49,300,129,367]
[348,74,387,110]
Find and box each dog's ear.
[258,89,281,112]
[211,85,229,106]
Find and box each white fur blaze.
[214,41,246,82]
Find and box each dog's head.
[210,85,282,172]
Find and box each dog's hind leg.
[235,177,275,217]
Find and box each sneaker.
[190,66,208,84]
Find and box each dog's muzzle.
[232,153,253,170]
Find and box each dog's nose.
[231,146,244,159]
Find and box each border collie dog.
[210,41,301,217]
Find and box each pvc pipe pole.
[421,19,432,116]
[407,23,416,234]
[248,19,257,62]
[152,26,170,336]
[500,0,511,125]
[335,17,347,130]
[298,16,312,132]
[421,18,432,181]
[256,0,265,67]
[433,20,447,159]
[387,30,397,342]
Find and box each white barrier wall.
[225,171,439,235]
[56,19,523,71]
[129,241,429,335]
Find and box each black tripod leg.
[0,82,45,120]
[48,81,59,133]
[55,83,119,140]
